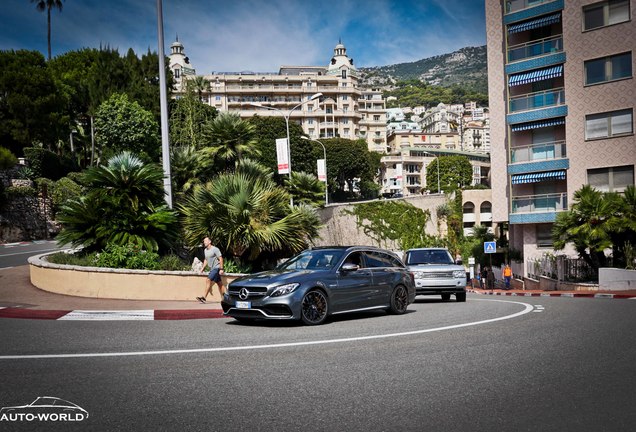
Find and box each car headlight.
[453,270,465,278]
[270,283,300,297]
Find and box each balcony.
[506,0,559,14]
[510,140,566,164]
[508,35,562,63]
[511,192,567,214]
[509,88,564,113]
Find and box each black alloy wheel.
[301,290,328,325]
[389,285,409,314]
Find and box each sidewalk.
[1,265,634,321]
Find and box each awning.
[511,170,566,184]
[511,117,565,132]
[509,65,563,86]
[508,13,561,34]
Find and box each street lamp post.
[301,136,328,206]
[69,129,77,153]
[250,92,322,206]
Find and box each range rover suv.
[404,248,467,302]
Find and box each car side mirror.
[341,263,359,272]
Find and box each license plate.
[235,301,251,309]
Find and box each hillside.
[359,45,488,94]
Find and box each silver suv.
[404,248,467,302]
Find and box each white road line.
[0,267,15,271]
[0,248,61,258]
[0,299,534,360]
[58,310,154,321]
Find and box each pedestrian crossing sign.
[484,241,497,254]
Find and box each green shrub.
[52,177,82,209]
[159,254,190,271]
[0,147,18,170]
[224,258,252,274]
[6,186,37,198]
[23,147,77,180]
[95,243,160,270]
[46,251,97,266]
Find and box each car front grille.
[415,271,455,279]
[227,285,268,299]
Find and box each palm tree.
[180,162,321,264]
[285,171,325,206]
[202,112,260,169]
[187,76,210,101]
[553,185,622,270]
[31,0,64,61]
[170,145,202,197]
[56,152,178,252]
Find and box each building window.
[308,106,313,112]
[585,109,633,140]
[342,70,347,79]
[536,224,554,248]
[342,118,349,124]
[215,95,221,101]
[583,0,630,31]
[588,165,634,192]
[463,202,475,214]
[373,115,380,121]
[585,52,632,85]
[307,118,314,124]
[342,95,348,101]
[174,68,180,78]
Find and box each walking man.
[197,236,225,303]
[503,264,512,290]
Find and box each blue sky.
[1,0,486,74]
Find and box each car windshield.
[406,250,454,265]
[278,250,345,270]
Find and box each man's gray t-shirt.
[204,246,222,269]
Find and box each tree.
[31,0,64,61]
[0,50,68,154]
[169,88,217,148]
[94,93,160,161]
[170,145,202,200]
[179,161,321,267]
[322,138,379,198]
[202,112,260,170]
[285,171,325,207]
[56,152,178,252]
[552,185,622,271]
[186,76,210,101]
[426,155,473,193]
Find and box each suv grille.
[415,271,454,279]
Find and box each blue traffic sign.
[484,241,497,254]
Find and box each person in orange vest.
[502,264,512,290]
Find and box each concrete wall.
[29,253,240,302]
[599,268,636,291]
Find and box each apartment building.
[169,39,387,151]
[486,0,635,275]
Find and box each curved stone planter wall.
[28,252,241,302]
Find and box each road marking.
[0,299,534,360]
[0,248,61,258]
[532,305,545,313]
[58,310,154,321]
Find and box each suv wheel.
[456,292,467,302]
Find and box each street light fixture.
[301,136,328,206]
[249,92,323,205]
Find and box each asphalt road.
[0,296,634,431]
[0,240,62,268]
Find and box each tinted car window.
[342,252,364,267]
[406,249,453,265]
[280,250,345,270]
[365,251,401,268]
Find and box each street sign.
[484,241,497,254]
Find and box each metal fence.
[527,255,604,282]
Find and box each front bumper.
[414,278,466,295]
[221,292,302,320]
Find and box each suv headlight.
[453,270,465,278]
[270,283,300,297]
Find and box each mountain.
[358,46,488,94]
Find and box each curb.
[467,289,636,300]
[0,307,228,321]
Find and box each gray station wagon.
[221,246,416,325]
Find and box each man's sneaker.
[196,297,206,303]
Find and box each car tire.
[441,293,451,301]
[389,285,409,314]
[301,289,328,325]
[456,292,467,302]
